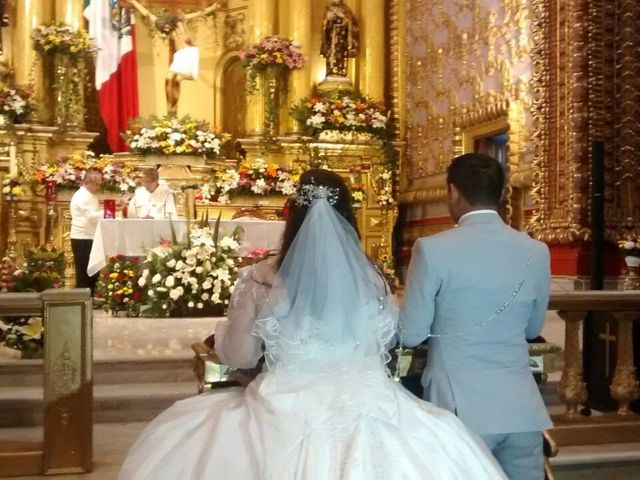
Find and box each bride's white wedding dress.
[119,198,505,480]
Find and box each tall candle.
[8,144,17,177]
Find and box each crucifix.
[598,322,617,377]
[125,0,226,116]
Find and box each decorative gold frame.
[528,0,640,243]
[455,100,528,230]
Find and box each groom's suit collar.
[457,209,502,227]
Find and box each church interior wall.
[401,0,534,244]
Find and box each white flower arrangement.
[618,237,640,258]
[0,82,34,125]
[139,223,241,317]
[123,115,228,157]
[2,175,25,202]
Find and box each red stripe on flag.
[98,28,139,152]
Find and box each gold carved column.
[54,0,85,28]
[285,0,312,134]
[13,0,53,121]
[357,0,385,100]
[244,0,276,137]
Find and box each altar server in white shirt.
[70,169,103,294]
[128,168,177,219]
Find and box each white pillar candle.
[8,144,18,176]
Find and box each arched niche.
[215,53,247,140]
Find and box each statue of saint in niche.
[126,0,225,116]
[320,0,359,81]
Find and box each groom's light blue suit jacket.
[400,211,552,435]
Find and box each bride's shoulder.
[239,256,277,286]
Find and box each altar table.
[87,218,285,276]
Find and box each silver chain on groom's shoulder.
[426,248,535,339]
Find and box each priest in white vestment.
[128,168,177,219]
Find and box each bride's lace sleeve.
[214,265,268,369]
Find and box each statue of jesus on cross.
[125,0,226,116]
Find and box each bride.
[119,169,505,479]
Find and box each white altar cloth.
[87,218,285,276]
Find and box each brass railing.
[0,289,93,477]
[548,291,640,446]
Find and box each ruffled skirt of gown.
[119,367,506,480]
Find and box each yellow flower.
[109,272,119,279]
[11,186,22,196]
[21,318,43,339]
[107,284,114,290]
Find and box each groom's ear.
[447,183,459,202]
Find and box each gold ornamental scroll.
[285,0,312,134]
[42,289,93,475]
[244,0,276,137]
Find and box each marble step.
[0,356,196,387]
[0,382,201,427]
[552,442,640,480]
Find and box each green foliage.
[11,246,65,293]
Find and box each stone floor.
[3,423,640,480]
[0,422,146,480]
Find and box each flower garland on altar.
[290,90,391,141]
[240,35,307,93]
[122,115,228,157]
[33,152,138,193]
[376,253,399,293]
[31,23,96,57]
[348,168,366,207]
[0,82,34,126]
[372,168,396,207]
[199,159,299,204]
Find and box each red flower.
[132,291,143,302]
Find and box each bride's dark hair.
[278,169,360,268]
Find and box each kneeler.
[191,333,263,393]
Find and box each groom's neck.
[455,205,497,222]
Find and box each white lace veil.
[254,196,396,372]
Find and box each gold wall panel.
[405,0,534,186]
[528,0,640,243]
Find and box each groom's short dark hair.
[446,153,505,207]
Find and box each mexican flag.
[84,0,139,152]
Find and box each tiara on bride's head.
[293,182,340,206]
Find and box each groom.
[400,153,552,479]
